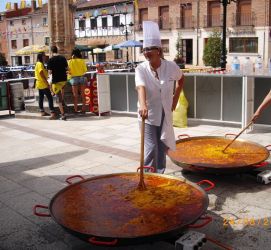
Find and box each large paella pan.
[34,173,213,246]
[168,135,271,174]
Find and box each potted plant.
[174,56,185,69]
[174,32,185,69]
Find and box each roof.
[5,8,32,18]
[76,0,132,9]
[32,3,48,15]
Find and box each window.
[114,49,122,59]
[82,52,88,59]
[159,6,169,29]
[180,3,193,28]
[10,20,14,26]
[113,16,120,28]
[207,1,221,27]
[22,19,26,25]
[139,8,148,29]
[97,53,106,63]
[79,19,86,31]
[161,39,169,53]
[44,37,50,46]
[229,37,258,53]
[236,0,252,26]
[42,17,48,26]
[23,39,29,47]
[24,56,30,64]
[91,18,97,29]
[102,17,107,29]
[11,40,17,49]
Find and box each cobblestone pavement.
[0,114,271,250]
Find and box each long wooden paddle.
[222,120,253,153]
[138,117,146,190]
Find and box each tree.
[203,30,223,68]
[174,32,185,68]
[0,53,8,66]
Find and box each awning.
[75,44,93,52]
[15,45,49,55]
[115,40,143,48]
[104,45,119,52]
[92,48,104,53]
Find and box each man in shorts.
[47,46,68,120]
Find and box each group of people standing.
[34,46,87,120]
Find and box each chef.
[135,21,184,174]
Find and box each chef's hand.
[252,110,260,122]
[139,104,148,119]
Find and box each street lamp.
[220,0,237,69]
[120,16,134,62]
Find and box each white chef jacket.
[135,59,183,150]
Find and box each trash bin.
[0,82,8,110]
[10,82,25,111]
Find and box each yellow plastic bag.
[173,90,188,128]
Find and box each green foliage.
[0,53,8,66]
[174,32,185,65]
[203,30,223,68]
[175,32,182,58]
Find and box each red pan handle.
[65,175,85,185]
[33,205,51,217]
[188,215,212,228]
[88,237,118,246]
[137,166,155,173]
[197,180,215,191]
[253,161,269,168]
[178,134,190,139]
[224,133,237,138]
[265,145,271,151]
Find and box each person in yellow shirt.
[67,48,88,113]
[35,52,56,119]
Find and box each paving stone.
[0,176,23,194]
[0,226,59,250]
[2,191,49,218]
[21,177,66,196]
[0,186,31,202]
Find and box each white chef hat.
[143,21,162,48]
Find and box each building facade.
[0,12,9,64]
[75,0,135,62]
[3,1,50,66]
[135,0,271,68]
[2,0,271,68]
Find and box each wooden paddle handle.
[223,120,253,152]
[140,118,145,168]
[138,117,146,190]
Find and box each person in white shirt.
[135,21,184,173]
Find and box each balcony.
[232,12,255,27]
[176,16,195,29]
[158,17,171,30]
[134,21,143,31]
[203,14,223,28]
[75,26,125,38]
[134,19,172,31]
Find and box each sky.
[0,0,48,12]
